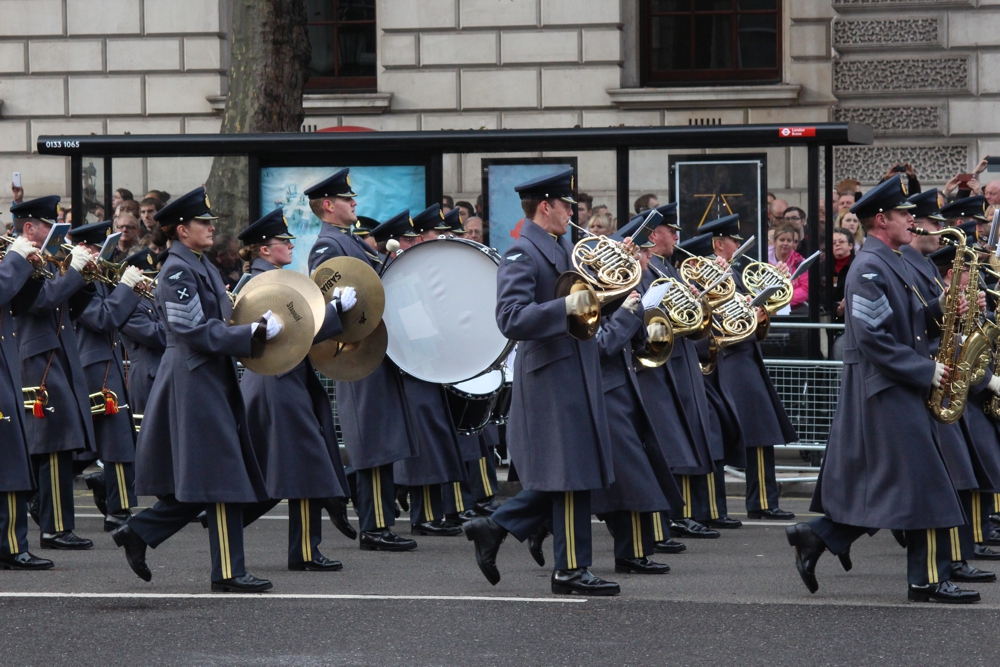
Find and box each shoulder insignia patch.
[167,271,184,283]
[176,287,190,301]
[862,273,878,280]
[506,253,523,262]
[314,246,329,254]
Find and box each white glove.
[334,286,357,312]
[69,245,94,273]
[262,309,282,340]
[988,375,1000,397]
[622,292,642,315]
[932,362,947,389]
[119,265,143,289]
[565,290,596,317]
[8,236,36,259]
[647,322,669,343]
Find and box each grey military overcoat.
[240,258,349,501]
[134,243,268,504]
[811,236,965,529]
[495,219,613,492]
[634,269,712,475]
[308,223,417,470]
[16,261,96,455]
[120,299,165,415]
[591,304,682,514]
[394,374,468,487]
[75,281,140,463]
[0,253,41,491]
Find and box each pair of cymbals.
[311,257,385,343]
[231,271,326,376]
[310,320,388,382]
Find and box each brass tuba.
[555,221,644,340]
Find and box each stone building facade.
[0,0,998,216]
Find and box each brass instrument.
[89,390,124,416]
[555,221,644,340]
[133,413,143,434]
[678,255,736,305]
[742,261,794,314]
[23,387,53,417]
[0,235,55,279]
[634,263,712,369]
[916,226,989,423]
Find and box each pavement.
[2,494,999,666]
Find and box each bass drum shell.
[381,238,513,384]
[446,370,503,435]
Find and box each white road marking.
[0,592,584,603]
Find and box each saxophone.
[920,227,987,423]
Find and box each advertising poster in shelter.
[668,155,766,261]
[260,166,426,275]
[481,158,578,256]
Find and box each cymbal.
[232,282,315,376]
[236,269,326,337]
[311,257,385,343]
[310,320,387,382]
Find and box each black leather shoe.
[654,539,686,554]
[197,510,208,529]
[705,516,743,529]
[990,513,1000,527]
[211,573,273,593]
[28,493,39,527]
[983,529,1000,547]
[359,529,417,552]
[528,531,548,567]
[40,531,93,550]
[891,529,907,548]
[615,557,670,574]
[322,497,358,540]
[83,472,108,517]
[786,522,826,594]
[907,580,980,604]
[974,544,1000,560]
[288,554,343,571]
[104,509,132,533]
[474,497,500,516]
[411,520,462,537]
[464,517,507,585]
[395,486,410,512]
[838,548,853,572]
[110,524,151,582]
[0,551,54,570]
[670,518,720,539]
[951,561,997,583]
[748,508,795,520]
[551,568,620,596]
[444,510,479,527]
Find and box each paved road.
[2,495,998,666]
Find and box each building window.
[640,0,781,87]
[305,0,377,92]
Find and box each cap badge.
[899,174,908,196]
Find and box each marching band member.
[902,192,999,578]
[307,170,417,552]
[112,187,274,592]
[464,168,620,596]
[119,248,165,417]
[238,209,357,571]
[633,224,717,551]
[701,214,797,521]
[591,216,681,574]
[13,196,99,551]
[0,234,52,569]
[69,221,146,533]
[394,205,468,537]
[787,176,979,603]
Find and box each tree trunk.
[204,0,311,237]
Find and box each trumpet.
[0,236,55,279]
[89,390,125,416]
[23,387,53,417]
[555,219,645,340]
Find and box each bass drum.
[381,237,513,384]
[489,364,513,426]
[446,370,502,435]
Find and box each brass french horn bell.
[309,320,388,382]
[636,307,674,368]
[311,257,385,343]
[231,278,318,375]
